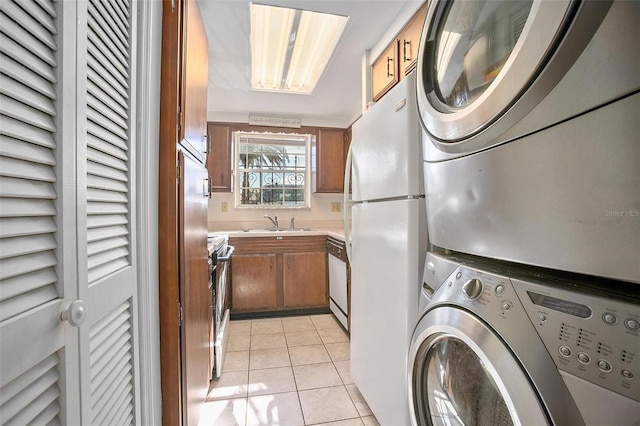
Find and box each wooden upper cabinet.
[206,123,232,193]
[372,41,399,102]
[180,0,209,164]
[399,3,428,78]
[316,128,346,193]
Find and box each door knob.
[60,300,87,327]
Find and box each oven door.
[213,245,234,378]
[408,306,583,426]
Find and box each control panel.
[512,278,639,402]
[432,265,526,329]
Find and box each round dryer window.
[433,0,533,110]
[416,0,612,152]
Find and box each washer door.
[408,307,550,426]
[416,0,611,153]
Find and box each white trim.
[134,1,162,424]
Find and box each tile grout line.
[214,315,374,425]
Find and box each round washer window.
[415,337,514,425]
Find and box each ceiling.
[198,0,412,127]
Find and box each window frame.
[233,131,313,209]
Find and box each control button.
[501,301,512,312]
[577,352,591,364]
[538,314,547,323]
[456,271,462,280]
[462,278,483,300]
[622,370,634,380]
[597,359,612,372]
[495,284,505,295]
[559,346,572,357]
[602,313,618,325]
[624,318,640,332]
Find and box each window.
[234,132,313,208]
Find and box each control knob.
[462,278,484,300]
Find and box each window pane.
[263,188,283,204]
[285,189,305,205]
[241,188,261,204]
[284,173,305,188]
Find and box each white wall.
[208,192,345,231]
[207,111,350,129]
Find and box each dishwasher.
[327,236,349,331]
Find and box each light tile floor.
[201,314,380,426]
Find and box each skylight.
[250,3,348,94]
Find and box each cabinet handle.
[403,40,411,62]
[203,178,211,198]
[386,57,394,78]
[270,258,273,270]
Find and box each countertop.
[224,227,347,242]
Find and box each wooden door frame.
[158,0,183,424]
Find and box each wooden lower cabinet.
[229,236,328,313]
[231,254,277,311]
[284,252,328,308]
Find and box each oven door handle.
[216,245,235,263]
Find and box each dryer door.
[408,306,583,426]
[416,0,611,154]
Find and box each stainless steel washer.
[409,251,640,425]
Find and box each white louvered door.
[0,1,140,424]
[0,1,76,424]
[79,0,140,424]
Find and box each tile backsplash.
[208,193,345,231]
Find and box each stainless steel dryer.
[409,251,640,426]
[416,0,640,283]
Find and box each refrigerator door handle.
[344,142,354,263]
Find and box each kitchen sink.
[242,228,316,232]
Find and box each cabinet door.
[178,151,210,426]
[283,252,328,308]
[180,0,209,163]
[372,41,399,102]
[231,254,278,311]
[316,129,346,193]
[207,123,232,193]
[400,3,428,78]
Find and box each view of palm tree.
[236,133,310,206]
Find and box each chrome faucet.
[290,217,295,230]
[264,214,278,230]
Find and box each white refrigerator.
[344,72,428,425]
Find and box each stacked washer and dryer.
[410,0,640,425]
